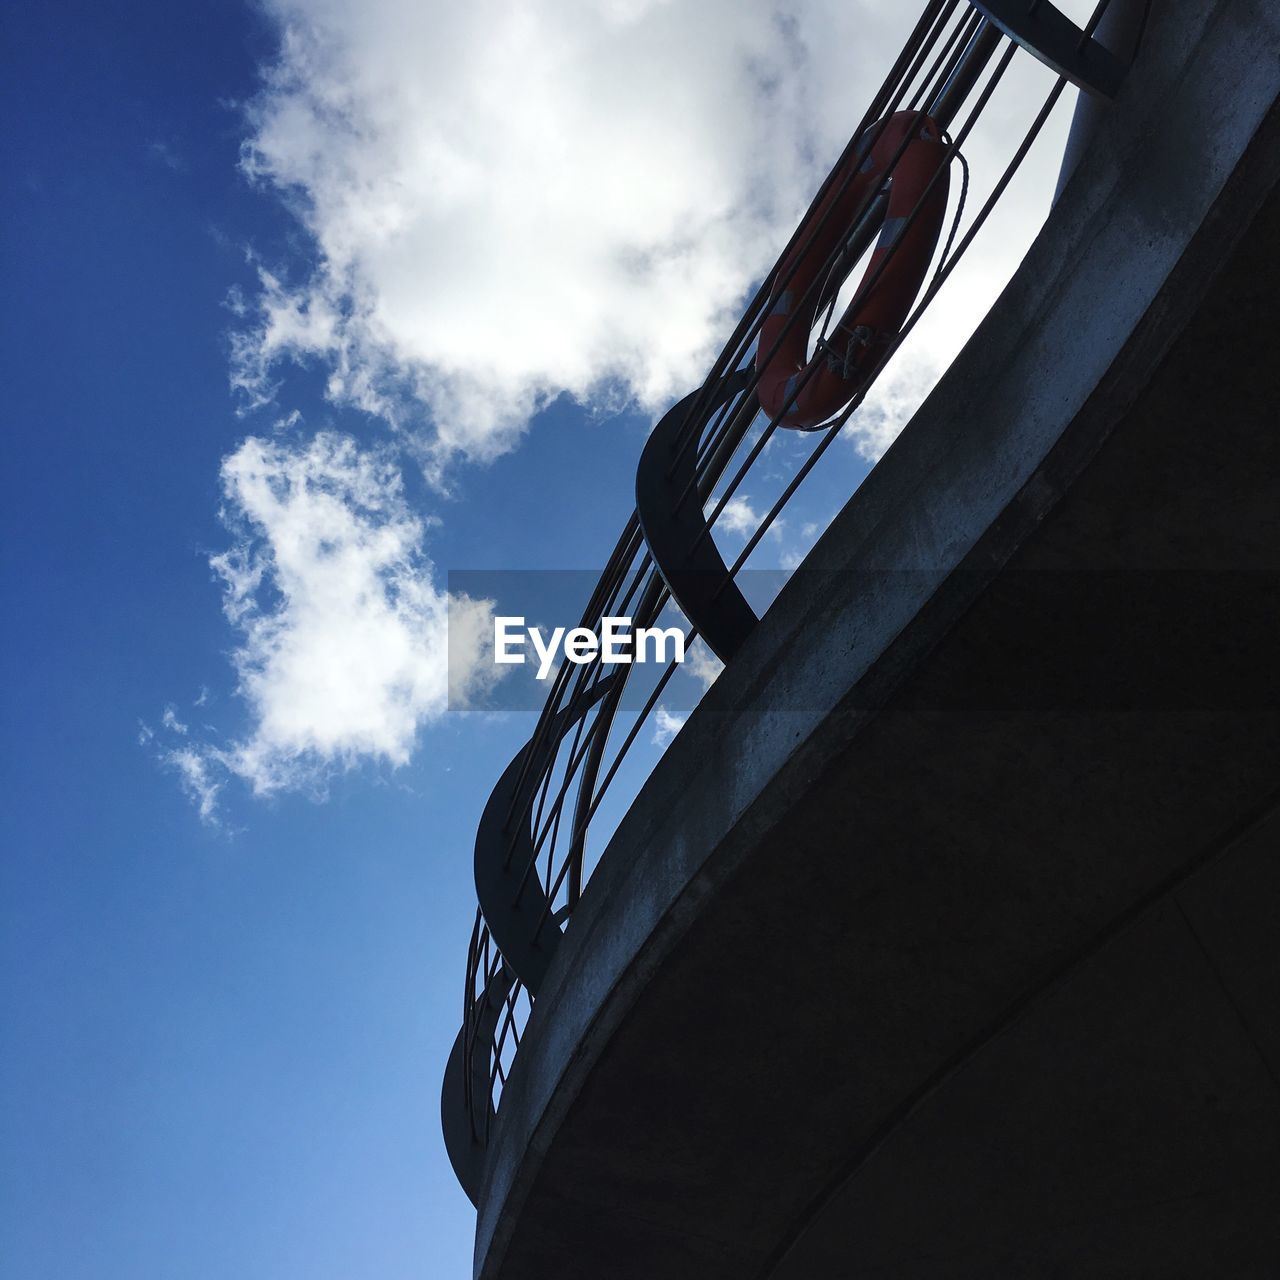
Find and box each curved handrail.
[473,675,620,996]
[636,368,759,663]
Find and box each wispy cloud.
[683,639,724,691]
[161,706,189,735]
[843,344,947,462]
[714,495,760,538]
[651,705,685,748]
[166,748,223,824]
[709,494,785,541]
[147,139,187,172]
[160,432,496,819]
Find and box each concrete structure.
[472,3,1280,1275]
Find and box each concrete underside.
[474,5,1280,1277]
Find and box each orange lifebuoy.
[756,111,951,430]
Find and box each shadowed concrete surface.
[474,3,1280,1276]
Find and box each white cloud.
[710,493,785,541]
[683,639,723,691]
[166,748,224,824]
[161,705,189,735]
[211,432,446,791]
[714,494,760,538]
[845,344,947,462]
[651,704,685,747]
[147,139,187,172]
[168,432,496,815]
[232,0,925,466]
[231,0,1079,472]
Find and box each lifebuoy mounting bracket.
[969,1,1127,98]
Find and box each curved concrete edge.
[473,2,1280,1275]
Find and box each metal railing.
[443,0,1143,1204]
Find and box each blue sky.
[1,1,1081,1276]
[3,5,487,1275]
